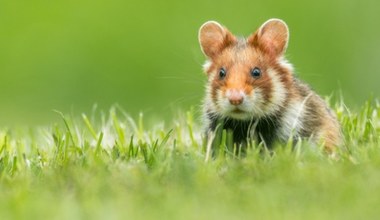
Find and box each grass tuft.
[0,100,380,219]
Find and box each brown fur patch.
[294,79,342,151]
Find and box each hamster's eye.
[251,67,261,79]
[219,67,227,79]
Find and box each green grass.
[1,100,380,220]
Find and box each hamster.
[198,18,342,154]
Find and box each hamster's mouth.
[232,108,245,114]
[227,108,251,120]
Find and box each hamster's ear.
[248,19,289,57]
[199,21,236,58]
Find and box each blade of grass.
[82,114,98,140]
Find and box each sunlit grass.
[0,100,380,220]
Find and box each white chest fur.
[276,95,311,141]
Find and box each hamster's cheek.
[245,88,267,117]
[215,89,230,112]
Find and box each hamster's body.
[198,19,341,152]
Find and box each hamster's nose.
[227,90,244,106]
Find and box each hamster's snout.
[226,89,245,106]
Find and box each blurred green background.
[0,0,379,125]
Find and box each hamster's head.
[199,19,294,120]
